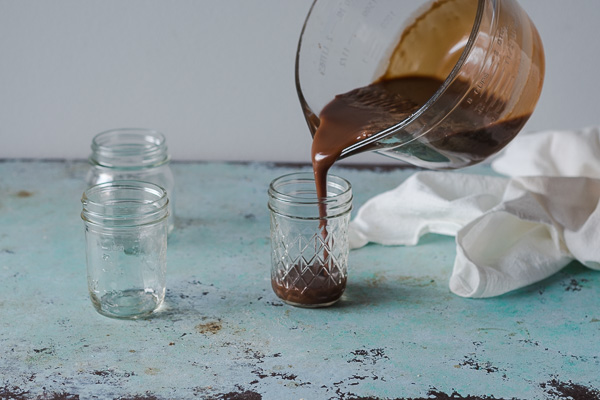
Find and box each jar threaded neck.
[89,128,169,169]
[268,172,352,219]
[81,180,169,228]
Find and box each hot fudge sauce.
[311,75,531,201]
[271,263,347,307]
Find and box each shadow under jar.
[81,180,169,319]
[268,172,352,307]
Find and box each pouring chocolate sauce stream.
[311,76,442,219]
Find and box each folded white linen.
[348,172,508,249]
[349,126,600,298]
[491,125,600,177]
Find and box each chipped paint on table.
[0,160,599,400]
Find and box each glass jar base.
[90,289,163,319]
[280,297,342,308]
[271,275,346,308]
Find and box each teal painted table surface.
[1,160,599,400]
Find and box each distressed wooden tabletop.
[1,160,599,400]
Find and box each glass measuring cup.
[296,0,545,169]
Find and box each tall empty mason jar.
[86,128,175,233]
[81,181,169,319]
[268,172,352,307]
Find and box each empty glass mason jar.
[268,172,352,307]
[81,180,169,319]
[86,128,175,233]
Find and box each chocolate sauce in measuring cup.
[300,0,545,213]
[311,76,532,203]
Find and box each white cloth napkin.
[349,126,600,297]
[491,125,600,178]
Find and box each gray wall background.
[1,0,598,163]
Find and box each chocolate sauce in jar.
[271,263,347,307]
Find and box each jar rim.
[268,171,351,204]
[268,171,352,219]
[81,180,169,228]
[89,128,170,168]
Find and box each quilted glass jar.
[268,172,352,307]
